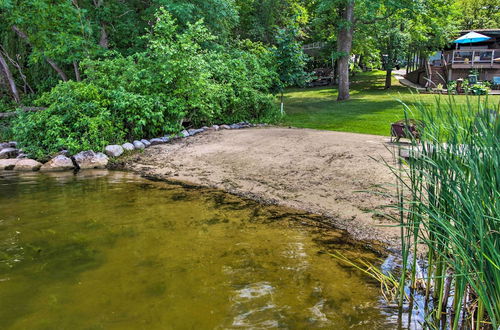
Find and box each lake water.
[0,171,400,329]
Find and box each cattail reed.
[393,95,499,329]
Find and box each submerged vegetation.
[390,97,499,328]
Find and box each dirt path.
[123,127,402,251]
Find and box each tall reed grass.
[393,95,499,329]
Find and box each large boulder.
[140,139,151,148]
[133,140,145,150]
[72,151,109,169]
[0,148,19,159]
[104,145,124,157]
[211,125,219,131]
[180,130,190,138]
[0,159,18,170]
[122,143,135,151]
[219,124,230,130]
[14,159,42,171]
[40,155,75,172]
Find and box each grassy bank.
[281,71,500,136]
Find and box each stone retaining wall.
[0,122,266,172]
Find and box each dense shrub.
[13,9,280,158]
[13,82,122,159]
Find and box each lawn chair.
[390,119,423,143]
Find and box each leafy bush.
[13,82,122,159]
[13,9,280,159]
[468,81,491,95]
[447,79,491,95]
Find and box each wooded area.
[1,0,498,106]
[0,0,498,156]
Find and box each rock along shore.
[0,122,266,172]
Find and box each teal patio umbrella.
[453,31,491,45]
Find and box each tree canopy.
[0,0,493,153]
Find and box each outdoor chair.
[390,119,424,143]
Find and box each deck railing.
[448,49,498,66]
[303,42,327,50]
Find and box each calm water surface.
[0,171,399,329]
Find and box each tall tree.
[336,0,354,101]
[455,0,500,30]
[273,27,309,114]
[376,20,409,89]
[314,0,454,100]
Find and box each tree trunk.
[73,61,81,81]
[385,69,392,89]
[358,54,365,71]
[333,59,338,84]
[0,51,20,103]
[99,24,109,49]
[336,0,355,101]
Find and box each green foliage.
[447,80,492,95]
[468,81,491,95]
[376,21,410,72]
[12,9,279,158]
[0,118,13,141]
[272,27,309,91]
[150,0,240,39]
[455,0,500,29]
[235,0,309,43]
[13,81,122,159]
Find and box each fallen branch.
[0,106,47,119]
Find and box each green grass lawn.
[281,70,500,136]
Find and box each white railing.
[451,49,498,66]
[303,42,327,50]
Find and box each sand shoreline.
[121,127,402,251]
